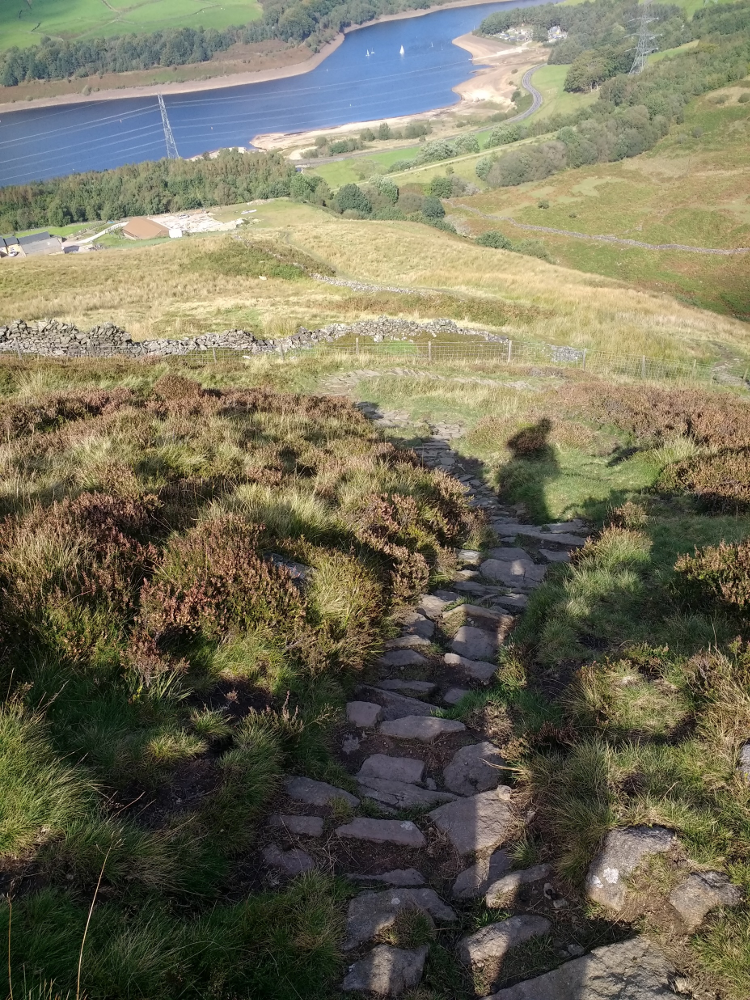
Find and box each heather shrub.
[138,514,303,648]
[675,539,750,610]
[507,418,553,456]
[0,388,133,440]
[659,448,750,512]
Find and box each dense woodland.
[474,0,750,188]
[0,0,439,87]
[0,152,296,232]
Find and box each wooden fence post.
[507,340,512,364]
[356,337,359,356]
[641,355,646,378]
[428,341,432,363]
[582,349,587,371]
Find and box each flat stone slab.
[669,871,743,931]
[417,593,452,619]
[342,944,429,995]
[444,741,505,796]
[262,843,315,876]
[512,526,586,548]
[486,937,674,1000]
[380,716,466,742]
[453,848,512,900]
[539,548,571,563]
[543,520,586,534]
[377,679,437,697]
[358,775,457,809]
[359,686,437,721]
[429,788,513,855]
[286,776,359,808]
[459,914,551,967]
[444,651,497,683]
[486,864,552,906]
[481,558,546,588]
[450,626,499,663]
[444,687,471,706]
[336,818,425,849]
[358,754,425,784]
[453,581,503,597]
[268,814,324,837]
[586,826,676,911]
[343,887,456,950]
[347,701,383,728]
[486,547,534,562]
[377,649,429,669]
[350,868,425,887]
[488,593,528,611]
[399,611,435,639]
[457,549,483,566]
[384,634,431,650]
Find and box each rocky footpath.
[0,316,506,360]
[257,415,743,997]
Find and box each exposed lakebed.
[0,0,548,186]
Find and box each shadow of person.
[501,418,561,525]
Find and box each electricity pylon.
[158,93,179,159]
[629,0,657,74]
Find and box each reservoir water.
[0,0,547,187]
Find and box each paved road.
[503,66,543,124]
[459,206,750,255]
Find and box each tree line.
[0,150,296,232]
[474,4,750,190]
[0,0,442,87]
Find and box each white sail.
[400,44,405,55]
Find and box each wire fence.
[291,338,748,386]
[3,338,748,387]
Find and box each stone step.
[539,548,571,563]
[358,754,425,784]
[444,742,505,796]
[376,679,437,697]
[347,701,383,727]
[358,686,438,721]
[444,652,498,684]
[384,634,431,650]
[349,868,425,887]
[377,649,430,669]
[336,817,425,849]
[443,687,471,706]
[343,887,456,950]
[263,843,315,876]
[452,848,512,900]
[428,788,513,855]
[357,776,458,809]
[268,814,324,837]
[342,944,428,995]
[450,626,501,664]
[486,864,552,906]
[286,776,359,808]
[458,915,551,968]
[380,715,466,742]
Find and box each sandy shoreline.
[253,34,545,152]
[0,0,522,116]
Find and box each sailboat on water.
[366,49,370,56]
[399,44,405,55]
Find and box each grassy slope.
[2,199,749,361]
[0,0,262,52]
[447,86,750,319]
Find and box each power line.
[630,0,658,74]
[158,93,179,159]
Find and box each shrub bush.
[476,230,512,249]
[334,183,372,215]
[676,539,750,610]
[421,195,445,219]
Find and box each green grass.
[0,0,261,53]
[527,64,598,122]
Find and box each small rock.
[377,649,429,669]
[586,826,676,911]
[342,735,360,755]
[452,848,512,899]
[262,843,315,876]
[384,634,431,650]
[336,817,425,848]
[347,701,383,728]
[424,777,437,790]
[539,548,571,563]
[357,776,457,808]
[668,871,743,931]
[350,869,425,887]
[343,888,456,950]
[450,626,499,662]
[483,937,674,1000]
[417,594,451,619]
[377,679,437,697]
[286,776,359,808]
[400,612,435,639]
[429,788,513,855]
[444,651,497,683]
[380,716,466,742]
[739,743,750,781]
[567,943,585,957]
[342,944,429,995]
[360,686,437,721]
[268,814,324,837]
[458,915,551,967]
[486,864,552,906]
[553,897,569,909]
[358,754,425,784]
[457,549,483,566]
[444,687,471,705]
[444,741,505,796]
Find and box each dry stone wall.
[0,317,507,360]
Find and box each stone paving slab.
[336,817,426,849]
[358,776,458,809]
[384,634,431,650]
[380,716,466,742]
[429,788,513,855]
[268,814,324,837]
[450,626,499,662]
[668,870,743,931]
[486,864,552,906]
[586,826,676,911]
[459,914,551,967]
[444,651,498,683]
[347,701,383,728]
[377,649,430,669]
[485,937,675,1000]
[286,776,360,808]
[350,868,425,887]
[377,679,437,697]
[342,944,429,995]
[444,687,471,706]
[358,754,426,784]
[453,849,512,900]
[359,686,438,721]
[262,844,315,876]
[343,888,456,950]
[444,741,505,796]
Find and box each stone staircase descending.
[260,409,733,998]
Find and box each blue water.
[0,0,547,187]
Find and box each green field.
[526,64,598,121]
[0,0,261,52]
